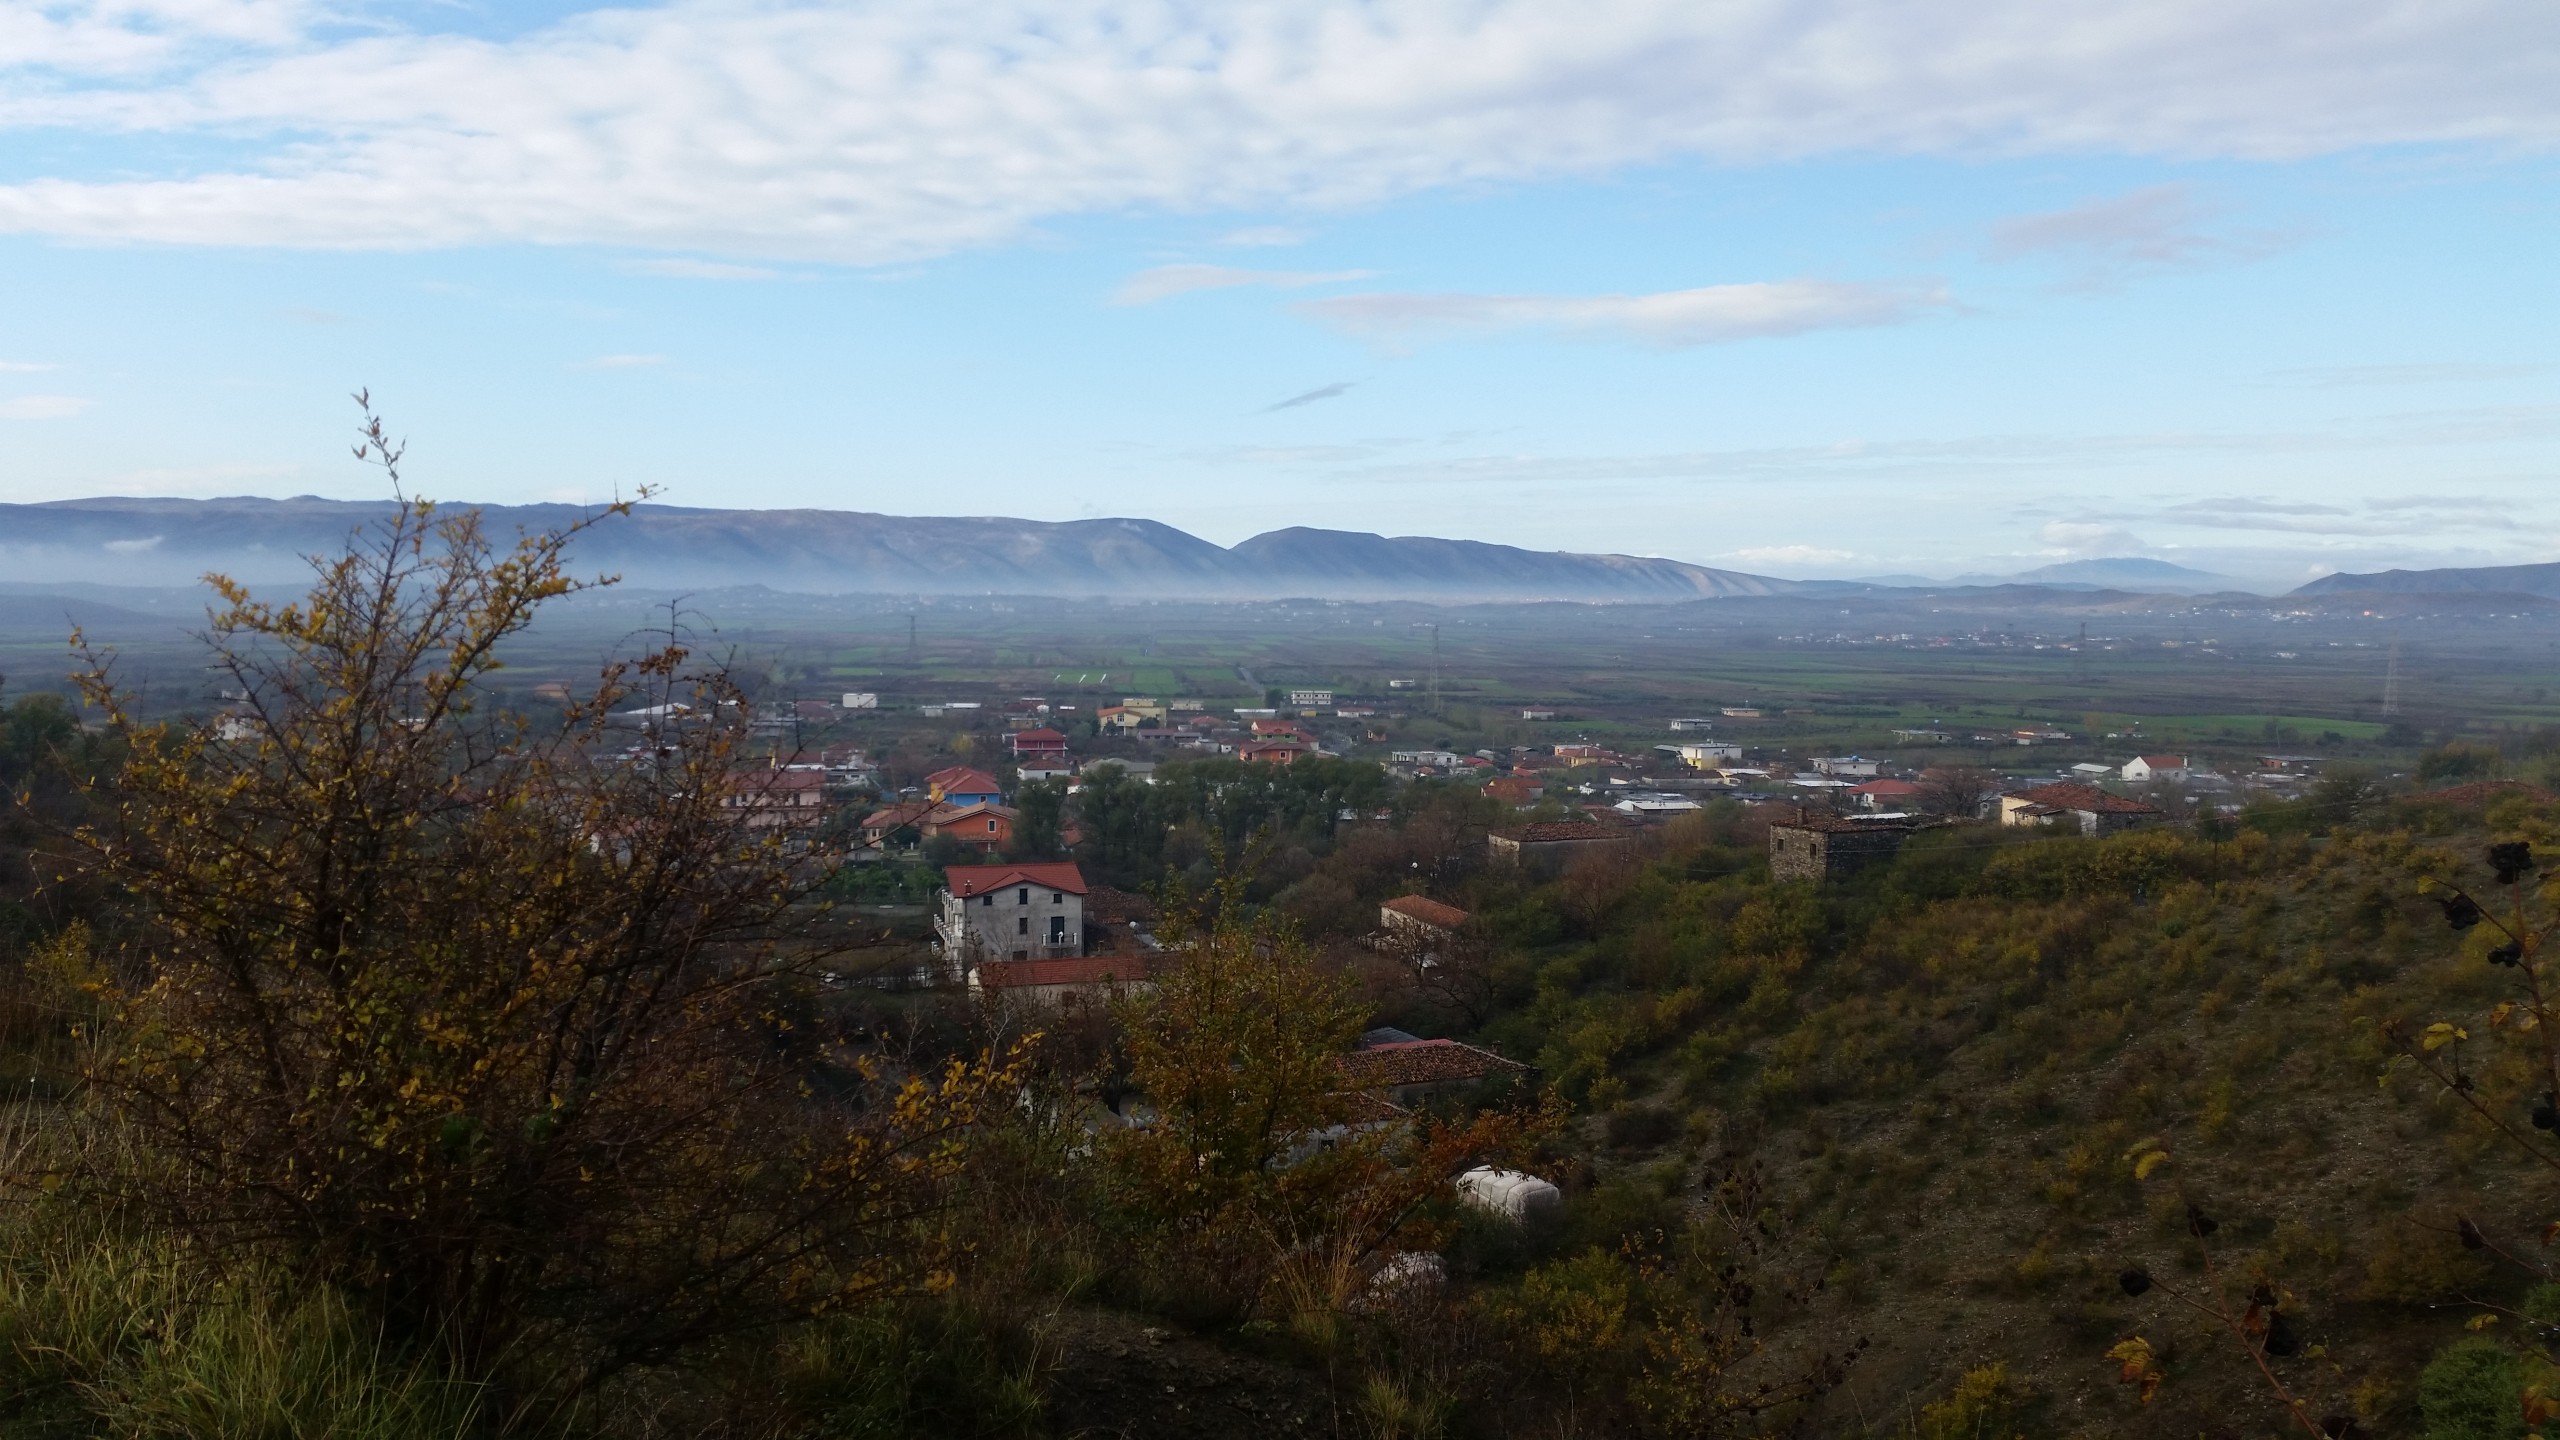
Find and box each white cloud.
[0,395,95,419]
[1731,544,1857,566]
[103,535,164,554]
[2037,521,2146,554]
[573,353,666,369]
[619,258,784,281]
[0,360,58,372]
[1299,280,1947,348]
[0,2,2549,262]
[1113,264,1374,305]
[1989,184,2287,287]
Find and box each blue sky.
[0,2,2555,586]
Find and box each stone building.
[1767,811,1917,882]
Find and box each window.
[980,893,993,907]
[987,819,998,833]
[1017,887,1029,904]
[1017,917,1028,935]
[1051,892,1062,904]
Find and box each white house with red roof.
[1847,778,1923,812]
[2121,755,2189,784]
[936,861,1089,966]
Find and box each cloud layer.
[0,1,2551,262]
[1301,281,1948,347]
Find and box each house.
[936,861,1089,966]
[2000,782,2164,835]
[1380,894,1470,944]
[1334,1039,1526,1108]
[1386,679,1419,690]
[1017,762,1074,784]
[1008,727,1069,760]
[1095,705,1154,731]
[1677,742,1743,768]
[1614,793,1702,817]
[1520,707,1557,721]
[1767,812,1918,882]
[840,692,879,709]
[858,797,937,851]
[1811,756,1883,778]
[1720,706,1763,718]
[1487,820,1633,875]
[1240,739,1311,765]
[2069,762,2115,780]
[1392,749,1466,768]
[924,765,1004,807]
[1287,688,1334,707]
[722,765,826,833]
[920,801,1016,854]
[792,699,836,724]
[1118,697,1168,721]
[1553,743,1608,762]
[1847,778,1923,812]
[1082,758,1158,784]
[1482,775,1545,807]
[2122,755,2189,784]
[1667,718,1716,732]
[1250,718,1315,739]
[969,954,1151,1010]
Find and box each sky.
[0,1,2555,588]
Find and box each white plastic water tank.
[1456,1166,1562,1222]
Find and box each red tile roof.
[1009,728,1068,747]
[1334,1039,1525,1090]
[1382,894,1471,930]
[945,862,1089,898]
[2136,755,2187,767]
[1848,778,1922,797]
[2012,781,2162,816]
[927,765,1003,796]
[976,955,1149,988]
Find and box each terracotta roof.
[1492,820,1625,844]
[860,798,936,829]
[2136,755,2187,767]
[926,765,1003,796]
[976,956,1149,988]
[1084,885,1159,923]
[2011,781,2162,816]
[944,862,1089,898]
[1848,778,1922,797]
[1382,894,1471,929]
[1009,728,1068,746]
[1335,1039,1526,1090]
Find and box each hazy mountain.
[2293,561,2560,600]
[0,497,1796,603]
[1854,557,2247,594]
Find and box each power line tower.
[2073,621,2088,687]
[2382,638,2402,719]
[907,613,918,662]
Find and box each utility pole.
[907,612,918,662]
[2382,638,2402,719]
[2073,621,2087,687]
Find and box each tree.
[1915,765,1998,820]
[1009,778,1065,860]
[1105,862,1537,1318]
[42,403,1021,1408]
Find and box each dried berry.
[2491,841,2536,885]
[2441,894,2484,931]
[2187,1203,2218,1238]
[2250,1281,2278,1307]
[2534,1094,2560,1132]
[2459,1217,2486,1250]
[2490,940,2525,966]
[2119,1267,2153,1297]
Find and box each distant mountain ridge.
[0,497,1798,603]
[2293,560,2560,599]
[1853,556,2246,594]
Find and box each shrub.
[2417,1338,2524,1440]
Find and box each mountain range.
[1,496,2544,604]
[0,497,1797,603]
